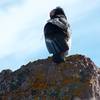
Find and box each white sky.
[0,0,100,71]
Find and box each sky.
[0,0,100,71]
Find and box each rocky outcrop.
[0,54,100,100]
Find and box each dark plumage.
[44,7,71,63]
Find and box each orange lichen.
[32,82,48,89]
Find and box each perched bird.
[44,7,71,63]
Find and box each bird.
[44,7,71,63]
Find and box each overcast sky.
[0,0,100,71]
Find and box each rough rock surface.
[0,54,100,100]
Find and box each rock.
[0,54,100,100]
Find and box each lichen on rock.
[0,54,100,100]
